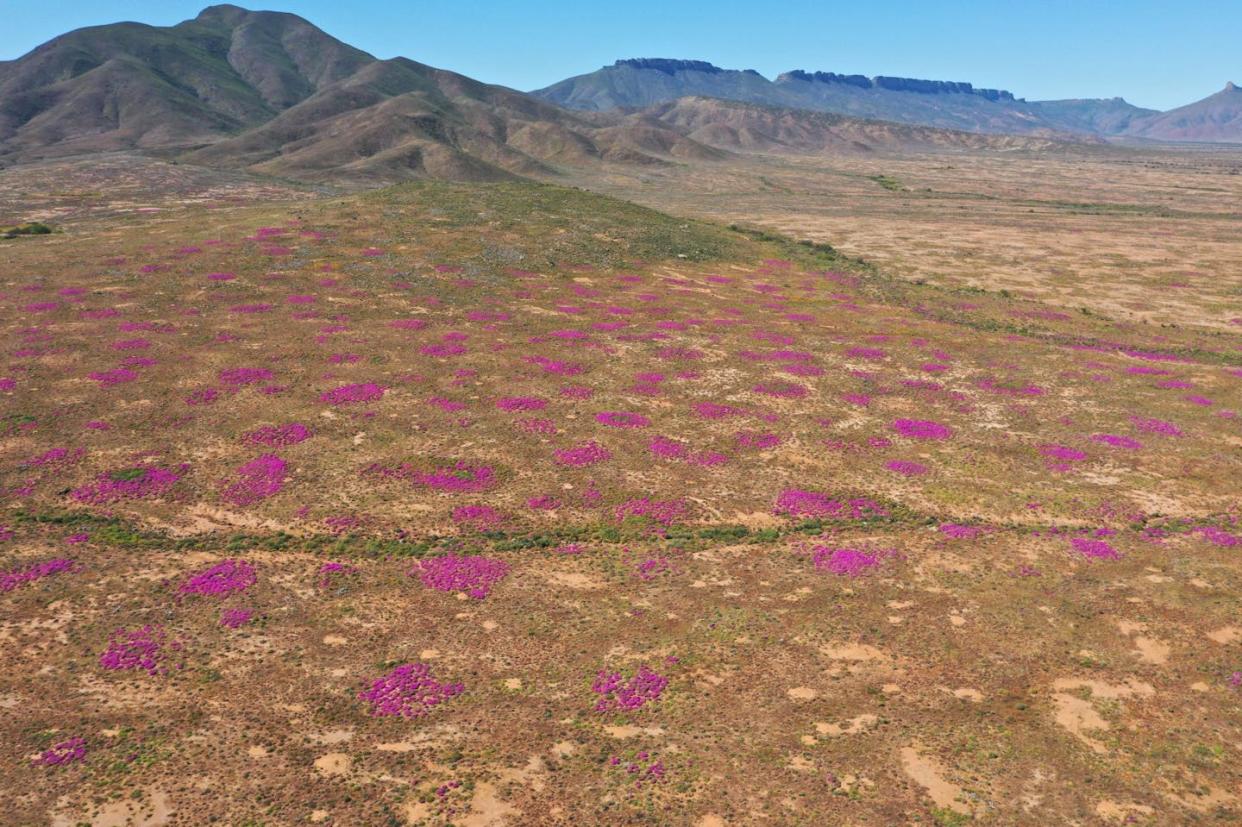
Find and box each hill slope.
[0,5,372,162]
[0,6,722,181]
[533,60,1160,138]
[532,59,784,111]
[1125,82,1242,143]
[640,97,1075,153]
[186,58,726,184]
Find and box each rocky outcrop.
[779,70,871,89]
[613,59,725,75]
[779,70,1015,101]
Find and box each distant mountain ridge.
[1,5,1238,187]
[778,70,1016,102]
[533,60,1241,143]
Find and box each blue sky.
[2,1,1238,110]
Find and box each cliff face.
[534,61,1060,134]
[613,59,725,75]
[778,71,1016,102]
[534,60,1214,139]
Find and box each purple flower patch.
[1041,445,1088,462]
[555,441,612,467]
[1091,433,1141,449]
[219,608,255,628]
[359,663,464,718]
[414,462,496,493]
[496,396,547,412]
[72,465,183,504]
[35,737,87,767]
[321,383,384,405]
[885,460,928,476]
[99,625,180,675]
[812,546,881,577]
[892,419,953,440]
[592,666,668,712]
[221,455,286,506]
[596,411,650,428]
[89,368,138,386]
[1130,416,1182,437]
[0,558,74,593]
[247,423,311,447]
[939,524,986,540]
[180,559,257,598]
[219,367,274,385]
[415,554,510,599]
[615,498,688,526]
[1069,537,1121,559]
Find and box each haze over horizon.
[2,0,1238,111]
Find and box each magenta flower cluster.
[412,462,496,493]
[320,383,384,405]
[317,561,358,590]
[496,396,547,412]
[35,736,87,767]
[0,558,74,593]
[608,752,666,786]
[892,418,953,440]
[451,504,507,531]
[939,524,986,540]
[221,454,286,506]
[415,553,510,599]
[99,625,179,675]
[812,546,881,577]
[72,465,184,504]
[774,489,888,520]
[179,558,257,597]
[615,498,688,526]
[592,666,669,712]
[247,423,311,447]
[554,441,612,467]
[219,607,255,628]
[219,367,274,385]
[1069,537,1121,559]
[358,663,464,717]
[596,411,650,428]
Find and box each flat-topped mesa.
[779,70,871,89]
[778,70,1015,101]
[613,58,726,75]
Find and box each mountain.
[0,6,721,180]
[533,59,784,112]
[185,57,725,183]
[1026,98,1158,135]
[0,5,372,161]
[642,97,1076,154]
[769,70,1056,135]
[532,60,1160,138]
[1124,83,1242,143]
[2,6,1233,185]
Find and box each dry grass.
[0,161,1239,825]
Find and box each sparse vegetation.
[1,221,53,238]
[870,174,906,191]
[1,167,1238,825]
